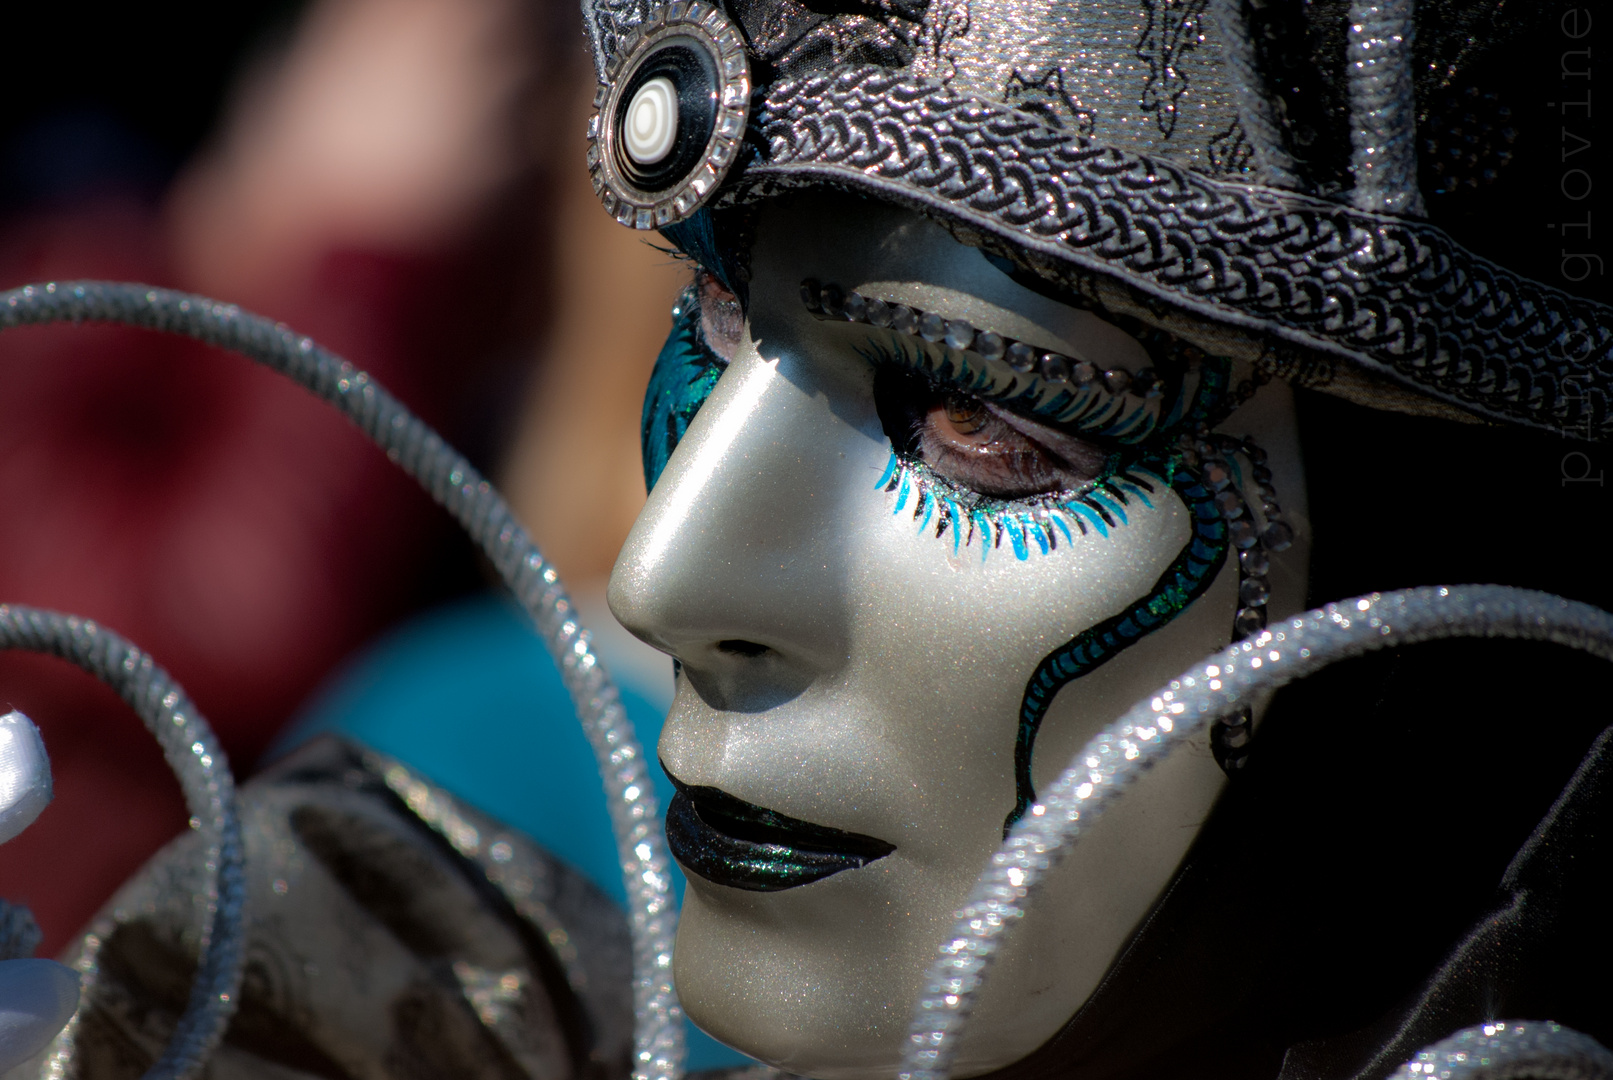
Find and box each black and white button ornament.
[623,77,678,165]
[587,1,751,229]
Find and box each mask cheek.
[1027,551,1239,799]
[948,512,1238,1064]
[964,717,1227,1066]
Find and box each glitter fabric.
[1346,0,1425,216]
[738,69,1610,439]
[585,0,1613,439]
[1386,1020,1613,1080]
[898,585,1613,1080]
[0,282,685,1080]
[0,604,243,1080]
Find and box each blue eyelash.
[877,450,1168,562]
[862,333,1176,561]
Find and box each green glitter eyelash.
[807,278,1184,444]
[854,327,1171,446]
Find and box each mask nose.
[608,349,855,712]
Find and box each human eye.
[803,281,1185,557]
[869,351,1161,559]
[874,364,1111,500]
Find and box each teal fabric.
[275,592,750,1070]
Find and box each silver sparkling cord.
[0,281,684,1080]
[898,585,1613,1080]
[1387,1020,1613,1080]
[0,605,243,1080]
[1347,0,1427,216]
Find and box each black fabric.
[1199,0,1533,201]
[986,394,1613,1080]
[727,0,923,78]
[989,646,1613,1080]
[1277,726,1613,1079]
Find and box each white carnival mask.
[610,194,1310,1077]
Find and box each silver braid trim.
[584,0,655,79]
[0,280,685,1080]
[0,606,244,1080]
[1209,0,1302,190]
[1389,1021,1613,1080]
[1347,0,1427,217]
[746,69,1613,441]
[897,585,1613,1080]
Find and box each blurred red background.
[0,0,667,953]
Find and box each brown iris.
[875,367,1109,500]
[943,394,988,435]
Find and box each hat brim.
[721,67,1611,441]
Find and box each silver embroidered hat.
[581,0,1611,440]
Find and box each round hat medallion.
[587,2,751,229]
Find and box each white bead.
[0,712,50,848]
[624,76,679,166]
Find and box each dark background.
[1417,2,1611,311]
[0,2,311,215]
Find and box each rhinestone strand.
[800,278,1163,404]
[897,586,1613,1080]
[0,281,684,1080]
[1175,428,1297,772]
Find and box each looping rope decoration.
[899,585,1613,1080]
[0,281,685,1080]
[1387,1020,1613,1080]
[12,282,1608,1080]
[0,606,243,1080]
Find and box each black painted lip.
[662,763,895,892]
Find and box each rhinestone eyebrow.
[799,279,1162,402]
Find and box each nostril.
[717,639,770,658]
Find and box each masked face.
[609,194,1308,1078]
